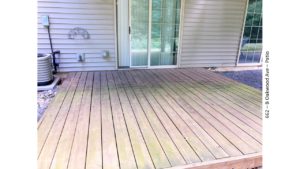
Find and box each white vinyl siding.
[37,0,116,72]
[180,0,247,67]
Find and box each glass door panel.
[238,0,262,64]
[130,0,149,66]
[130,0,181,67]
[150,0,181,66]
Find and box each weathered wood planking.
[153,69,261,152]
[39,72,85,169]
[145,69,259,154]
[166,153,262,169]
[85,72,102,169]
[129,70,201,164]
[166,69,262,140]
[179,68,262,119]
[100,71,119,169]
[136,70,229,159]
[49,72,86,169]
[186,68,262,112]
[38,72,75,129]
[38,68,262,169]
[111,71,156,169]
[68,72,94,169]
[119,72,186,167]
[121,70,187,167]
[38,73,77,156]
[133,70,217,161]
[175,69,262,125]
[106,71,137,169]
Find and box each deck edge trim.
[165,152,262,169]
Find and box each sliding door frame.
[128,0,184,69]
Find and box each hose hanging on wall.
[42,15,59,74]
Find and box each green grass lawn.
[241,43,262,52]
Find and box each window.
[238,0,262,64]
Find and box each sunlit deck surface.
[38,68,262,169]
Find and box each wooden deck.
[38,68,262,169]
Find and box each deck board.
[177,69,262,120]
[119,72,186,166]
[100,71,119,169]
[147,69,258,154]
[38,72,76,155]
[38,68,262,169]
[49,72,85,169]
[38,72,76,129]
[107,71,137,169]
[166,69,262,141]
[129,70,201,164]
[187,69,262,113]
[111,71,156,169]
[86,72,102,169]
[138,72,229,159]
[68,72,94,169]
[133,70,217,162]
[40,72,85,169]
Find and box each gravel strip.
[37,87,58,121]
[217,70,262,90]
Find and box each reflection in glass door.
[130,0,181,67]
[130,0,149,66]
[238,0,262,64]
[151,0,181,66]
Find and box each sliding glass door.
[151,0,181,66]
[238,0,262,64]
[130,0,149,66]
[130,0,181,67]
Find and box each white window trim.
[236,0,262,66]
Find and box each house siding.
[37,0,116,72]
[179,0,247,67]
[38,0,248,71]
